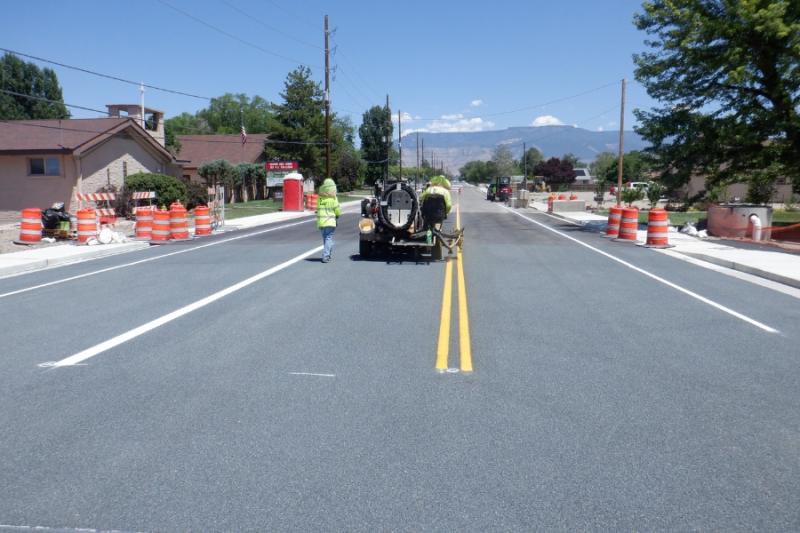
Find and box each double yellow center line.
[435,202,473,373]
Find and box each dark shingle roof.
[0,118,128,153]
[176,134,268,168]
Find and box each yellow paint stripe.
[435,257,454,371]
[456,247,472,372]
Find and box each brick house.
[0,105,176,212]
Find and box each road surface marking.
[503,206,779,334]
[45,245,323,368]
[435,256,454,372]
[0,218,317,299]
[288,372,336,377]
[455,203,473,372]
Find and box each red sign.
[266,161,299,171]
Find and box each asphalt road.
[1,186,799,532]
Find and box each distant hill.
[399,125,648,173]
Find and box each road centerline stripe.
[45,245,323,368]
[436,257,454,371]
[502,205,779,334]
[457,247,473,372]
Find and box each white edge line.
[502,205,780,334]
[49,245,323,367]
[0,218,317,299]
[288,372,336,377]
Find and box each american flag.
[241,124,247,145]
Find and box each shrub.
[621,187,644,206]
[125,172,187,208]
[646,182,665,208]
[185,182,209,210]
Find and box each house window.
[29,157,60,176]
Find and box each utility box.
[282,172,304,211]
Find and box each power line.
[403,81,620,122]
[156,0,321,68]
[219,0,322,50]
[0,47,211,101]
[0,88,110,115]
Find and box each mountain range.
[398,125,649,173]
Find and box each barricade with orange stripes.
[616,207,639,242]
[76,209,98,243]
[605,206,622,238]
[151,209,171,242]
[305,193,318,211]
[75,192,116,225]
[169,201,190,240]
[645,208,672,248]
[194,205,212,236]
[18,208,42,244]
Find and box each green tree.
[534,157,575,187]
[590,152,617,181]
[359,105,393,185]
[124,172,187,208]
[633,0,800,197]
[264,66,326,183]
[235,162,266,202]
[164,112,212,154]
[561,153,582,168]
[459,160,491,183]
[491,145,519,176]
[521,147,544,177]
[0,53,69,120]
[198,159,237,202]
[198,93,273,134]
[602,151,651,184]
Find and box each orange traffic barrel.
[151,209,171,242]
[76,209,97,243]
[194,205,212,236]
[617,207,639,242]
[605,206,622,238]
[645,208,672,248]
[306,193,318,210]
[547,194,555,213]
[135,206,154,240]
[169,201,190,240]
[569,193,578,200]
[557,194,566,200]
[18,208,42,244]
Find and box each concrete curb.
[0,241,150,278]
[679,251,800,289]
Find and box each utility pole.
[385,94,390,182]
[421,137,425,185]
[616,78,626,206]
[522,141,527,190]
[398,110,402,182]
[324,15,331,180]
[415,132,420,190]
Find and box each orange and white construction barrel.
[151,209,171,242]
[135,206,154,240]
[194,205,212,236]
[605,206,623,238]
[169,201,190,240]
[76,209,97,244]
[616,207,639,242]
[645,208,672,248]
[18,208,42,244]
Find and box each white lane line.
[47,245,323,368]
[288,372,336,377]
[0,218,316,299]
[0,525,144,533]
[502,206,780,334]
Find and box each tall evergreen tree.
[358,105,393,185]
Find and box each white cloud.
[531,115,564,127]
[596,126,604,132]
[440,113,464,120]
[412,116,495,134]
[400,111,414,121]
[470,99,483,107]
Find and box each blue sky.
[3,0,656,135]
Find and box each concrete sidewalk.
[527,202,800,289]
[0,200,362,278]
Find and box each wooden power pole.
[324,15,331,180]
[616,78,626,206]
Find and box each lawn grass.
[772,209,800,224]
[220,193,368,220]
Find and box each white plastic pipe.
[749,214,762,241]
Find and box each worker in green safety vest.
[421,175,452,215]
[316,178,342,263]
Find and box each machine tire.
[359,240,372,258]
[431,240,443,261]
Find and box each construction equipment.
[358,179,463,261]
[486,176,512,202]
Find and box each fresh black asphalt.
[1,187,799,531]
